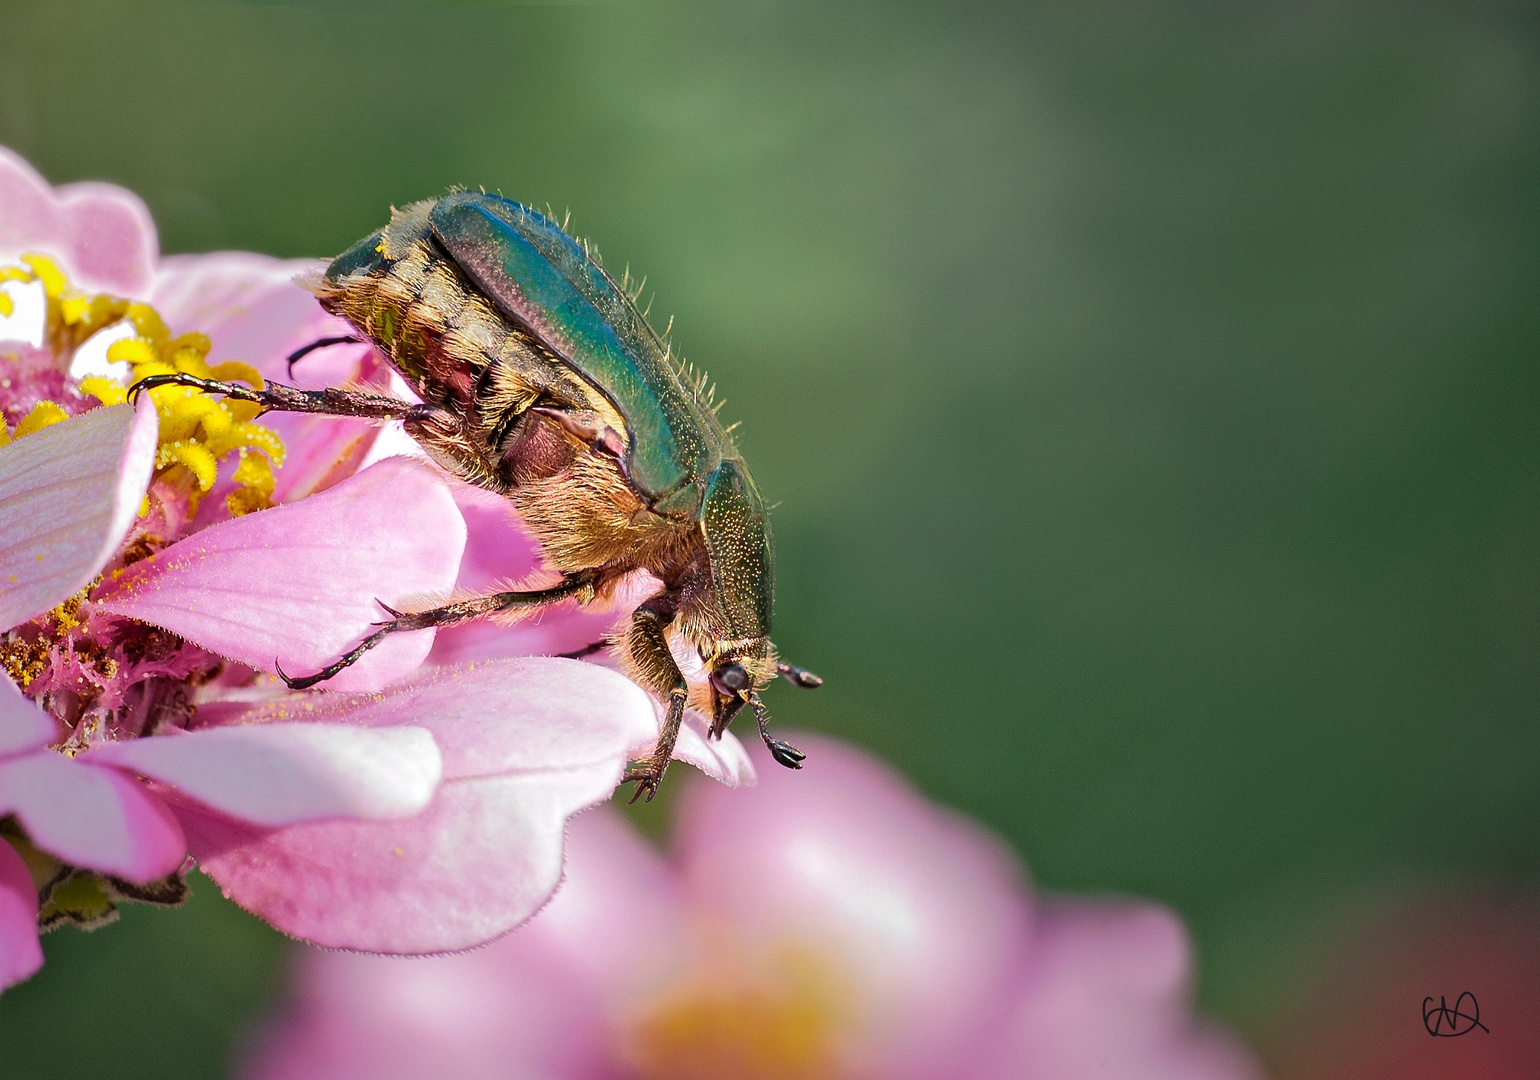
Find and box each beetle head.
[703,644,806,770]
[703,642,773,739]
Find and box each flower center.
[0,254,293,741]
[619,943,850,1080]
[1,253,285,516]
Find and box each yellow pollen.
[1,256,288,516]
[0,581,95,687]
[620,945,849,1080]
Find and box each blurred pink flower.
[1262,888,1540,1080]
[247,736,1263,1080]
[0,148,692,989]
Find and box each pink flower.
[1262,888,1540,1080]
[0,148,689,989]
[246,736,1263,1080]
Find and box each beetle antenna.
[749,695,805,769]
[777,662,823,688]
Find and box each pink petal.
[673,735,1034,1080]
[0,398,157,630]
[153,253,385,504]
[971,902,1265,1080]
[670,709,755,788]
[180,765,621,954]
[194,657,659,781]
[82,723,441,827]
[0,147,158,297]
[241,809,683,1080]
[178,658,657,952]
[94,457,466,692]
[0,751,185,882]
[0,674,55,757]
[0,837,43,992]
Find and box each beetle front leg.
[621,599,689,802]
[131,372,425,423]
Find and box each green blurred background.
[2,1,1539,1075]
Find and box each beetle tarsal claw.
[623,760,663,803]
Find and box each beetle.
[133,191,819,799]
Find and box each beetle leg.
[130,372,423,423]
[276,576,596,690]
[621,599,688,802]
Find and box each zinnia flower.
[245,735,1263,1080]
[0,147,723,989]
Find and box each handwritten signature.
[1423,992,1488,1037]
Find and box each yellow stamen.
[106,337,159,367]
[14,401,70,439]
[78,377,128,407]
[58,293,90,325]
[226,451,276,516]
[123,302,169,347]
[20,254,66,298]
[209,361,263,389]
[0,292,12,318]
[156,441,219,491]
[169,332,212,359]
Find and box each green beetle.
[135,191,818,799]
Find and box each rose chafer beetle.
[134,191,819,799]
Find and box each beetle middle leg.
[277,576,596,689]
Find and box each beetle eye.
[711,662,750,695]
